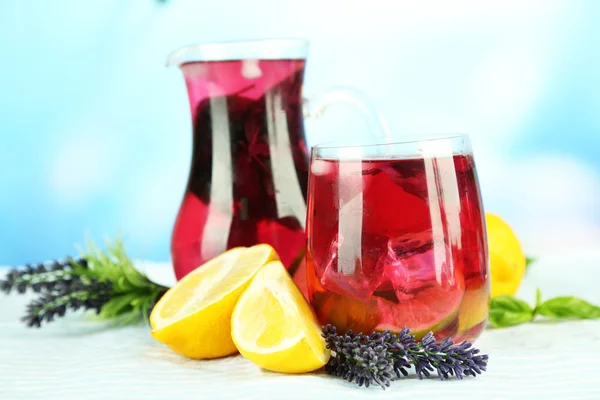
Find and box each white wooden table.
[2,251,600,399]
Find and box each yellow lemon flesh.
[486,212,526,298]
[457,282,490,333]
[150,244,278,359]
[231,260,330,373]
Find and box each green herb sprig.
[525,256,536,271]
[0,237,169,328]
[488,288,600,328]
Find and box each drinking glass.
[305,134,489,342]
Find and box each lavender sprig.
[0,258,88,295]
[402,331,488,380]
[322,324,488,390]
[1,237,169,328]
[22,278,112,328]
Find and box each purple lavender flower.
[321,324,489,390]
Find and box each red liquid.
[306,154,489,342]
[172,59,309,280]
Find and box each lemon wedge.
[231,260,330,373]
[150,244,278,359]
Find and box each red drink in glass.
[306,137,489,342]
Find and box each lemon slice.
[231,261,330,373]
[150,244,278,359]
[457,283,490,333]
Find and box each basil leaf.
[536,296,600,320]
[492,295,533,313]
[488,295,534,328]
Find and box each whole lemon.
[485,212,526,298]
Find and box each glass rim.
[311,132,471,151]
[166,38,309,66]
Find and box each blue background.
[1,0,599,265]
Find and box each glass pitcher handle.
[303,86,392,143]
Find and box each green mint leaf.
[525,256,536,271]
[488,295,534,328]
[535,288,543,310]
[525,257,536,266]
[536,296,600,320]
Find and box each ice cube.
[379,229,458,302]
[319,231,387,302]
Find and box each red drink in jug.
[171,59,309,280]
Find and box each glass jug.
[166,39,389,282]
